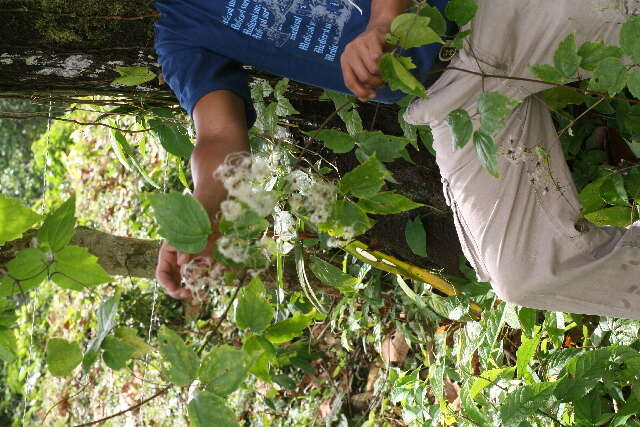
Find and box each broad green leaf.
[554,32,581,78]
[516,330,539,382]
[50,245,112,291]
[554,376,598,403]
[585,206,634,227]
[46,338,82,377]
[469,367,515,399]
[37,196,76,253]
[114,327,153,358]
[188,391,239,427]
[264,311,315,344]
[112,66,156,86]
[447,109,473,149]
[473,131,500,178]
[517,307,538,338]
[0,248,48,297]
[531,64,566,84]
[621,16,640,63]
[324,200,374,237]
[149,192,212,254]
[111,130,160,189]
[309,256,359,295]
[580,177,607,214]
[391,13,443,49]
[477,92,521,134]
[0,194,41,245]
[450,29,473,49]
[445,0,479,27]
[379,53,426,98]
[83,292,121,372]
[357,192,424,214]
[627,68,640,99]
[405,216,427,257]
[101,336,137,371]
[158,326,199,386]
[148,120,194,159]
[418,5,447,36]
[0,328,17,362]
[499,382,556,425]
[308,129,355,154]
[199,345,247,396]
[323,90,363,135]
[235,276,273,332]
[543,87,586,110]
[564,347,613,381]
[355,131,411,163]
[589,57,628,96]
[624,167,640,201]
[578,41,623,71]
[600,174,630,206]
[243,335,276,381]
[339,155,389,198]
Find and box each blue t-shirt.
[154,0,451,127]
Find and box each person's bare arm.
[341,0,410,101]
[156,90,249,300]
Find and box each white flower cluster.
[288,172,337,225]
[273,210,297,254]
[180,257,226,302]
[214,153,277,217]
[217,235,251,264]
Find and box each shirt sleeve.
[156,44,257,128]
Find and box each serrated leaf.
[447,109,473,149]
[355,131,411,163]
[543,87,586,110]
[531,64,566,84]
[578,41,623,71]
[477,92,521,134]
[600,174,630,206]
[37,196,76,253]
[627,68,640,99]
[243,335,276,381]
[580,177,607,214]
[324,199,374,237]
[339,154,389,198]
[101,336,137,371]
[589,57,628,96]
[83,292,121,372]
[499,382,556,426]
[114,327,153,358]
[516,331,539,381]
[473,131,500,178]
[1,248,48,298]
[309,256,359,295]
[50,245,112,291]
[158,326,199,386]
[264,311,315,344]
[46,338,83,376]
[391,13,443,49]
[323,90,363,135]
[585,206,634,227]
[358,192,424,214]
[621,16,640,63]
[418,5,447,36]
[188,391,239,427]
[235,276,273,332]
[405,216,427,257]
[148,120,194,159]
[199,345,247,396]
[379,53,426,98]
[554,32,581,78]
[469,367,515,399]
[445,0,479,27]
[307,129,355,154]
[0,194,41,245]
[149,192,212,254]
[112,66,156,86]
[0,328,17,362]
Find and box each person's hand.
[155,233,219,302]
[340,24,389,101]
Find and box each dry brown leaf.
[380,330,410,365]
[444,378,461,411]
[318,397,333,420]
[366,363,380,392]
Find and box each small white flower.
[217,236,250,264]
[220,200,244,221]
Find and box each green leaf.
[405,216,427,257]
[148,120,194,159]
[355,131,411,163]
[83,292,121,372]
[621,16,640,63]
[325,200,374,237]
[307,129,355,154]
[543,87,586,110]
[264,311,315,344]
[418,5,447,36]
[112,66,156,86]
[554,32,581,78]
[101,336,137,371]
[391,13,444,49]
[339,154,389,198]
[627,68,640,99]
[518,308,538,338]
[580,177,607,214]
[0,328,17,362]
[357,192,424,214]
[469,367,515,400]
[199,345,247,396]
[0,248,48,297]
[578,41,623,72]
[309,256,359,295]
[531,64,566,84]
[589,57,628,96]
[477,92,521,134]
[624,167,640,201]
[149,192,212,254]
[445,0,479,27]
[473,131,500,178]
[585,206,634,227]
[158,326,199,386]
[323,90,363,135]
[516,330,539,381]
[235,276,273,332]
[0,194,41,245]
[50,245,112,291]
[188,391,239,427]
[46,338,82,376]
[447,109,474,149]
[499,382,556,425]
[114,327,153,359]
[600,174,630,206]
[37,196,76,253]
[379,53,426,98]
[243,335,276,381]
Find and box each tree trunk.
[0,0,465,275]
